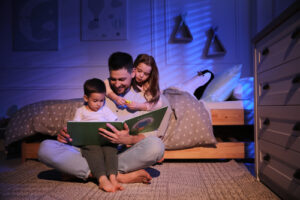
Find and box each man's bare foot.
[117,169,152,184]
[109,174,124,191]
[99,176,115,192]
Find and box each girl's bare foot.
[99,176,115,192]
[117,169,152,184]
[109,174,124,191]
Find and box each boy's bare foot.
[99,176,115,192]
[110,174,124,191]
[117,169,152,184]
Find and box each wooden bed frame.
[21,108,246,162]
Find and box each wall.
[0,0,252,117]
[252,0,296,36]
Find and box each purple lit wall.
[0,0,295,117]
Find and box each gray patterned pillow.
[5,99,83,146]
[163,88,217,150]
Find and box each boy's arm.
[72,107,83,121]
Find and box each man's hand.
[57,127,72,144]
[99,123,133,145]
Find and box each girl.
[105,54,162,111]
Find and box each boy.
[73,78,123,192]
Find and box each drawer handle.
[263,118,270,126]
[263,154,271,162]
[262,48,269,56]
[291,27,300,40]
[262,83,270,90]
[293,122,300,131]
[293,169,300,180]
[292,75,300,84]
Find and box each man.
[38,52,171,184]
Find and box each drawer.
[257,106,300,153]
[258,140,300,199]
[257,57,300,106]
[256,12,300,73]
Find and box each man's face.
[109,68,134,95]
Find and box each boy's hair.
[84,78,106,97]
[108,52,133,73]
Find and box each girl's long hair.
[133,54,160,104]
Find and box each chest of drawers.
[253,2,300,199]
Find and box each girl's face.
[134,63,152,84]
[84,92,105,112]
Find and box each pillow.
[4,99,83,146]
[163,88,217,150]
[201,64,242,102]
[193,70,214,100]
[231,77,254,100]
[170,70,214,98]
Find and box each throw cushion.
[231,77,254,100]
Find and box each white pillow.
[232,77,254,100]
[201,64,242,102]
[171,72,213,98]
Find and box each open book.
[68,106,168,146]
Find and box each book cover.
[68,106,168,146]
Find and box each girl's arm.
[104,79,126,106]
[125,96,163,111]
[125,101,148,111]
[145,97,163,111]
[107,90,126,106]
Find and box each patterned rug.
[0,160,278,200]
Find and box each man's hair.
[83,78,106,97]
[108,52,133,73]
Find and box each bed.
[164,100,253,159]
[5,67,254,162]
[17,103,247,162]
[6,96,252,162]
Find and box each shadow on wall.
[159,0,214,89]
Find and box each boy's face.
[84,93,105,112]
[109,68,134,95]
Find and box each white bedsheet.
[204,100,244,109]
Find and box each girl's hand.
[115,96,126,106]
[125,100,141,111]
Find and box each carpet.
[0,160,278,200]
